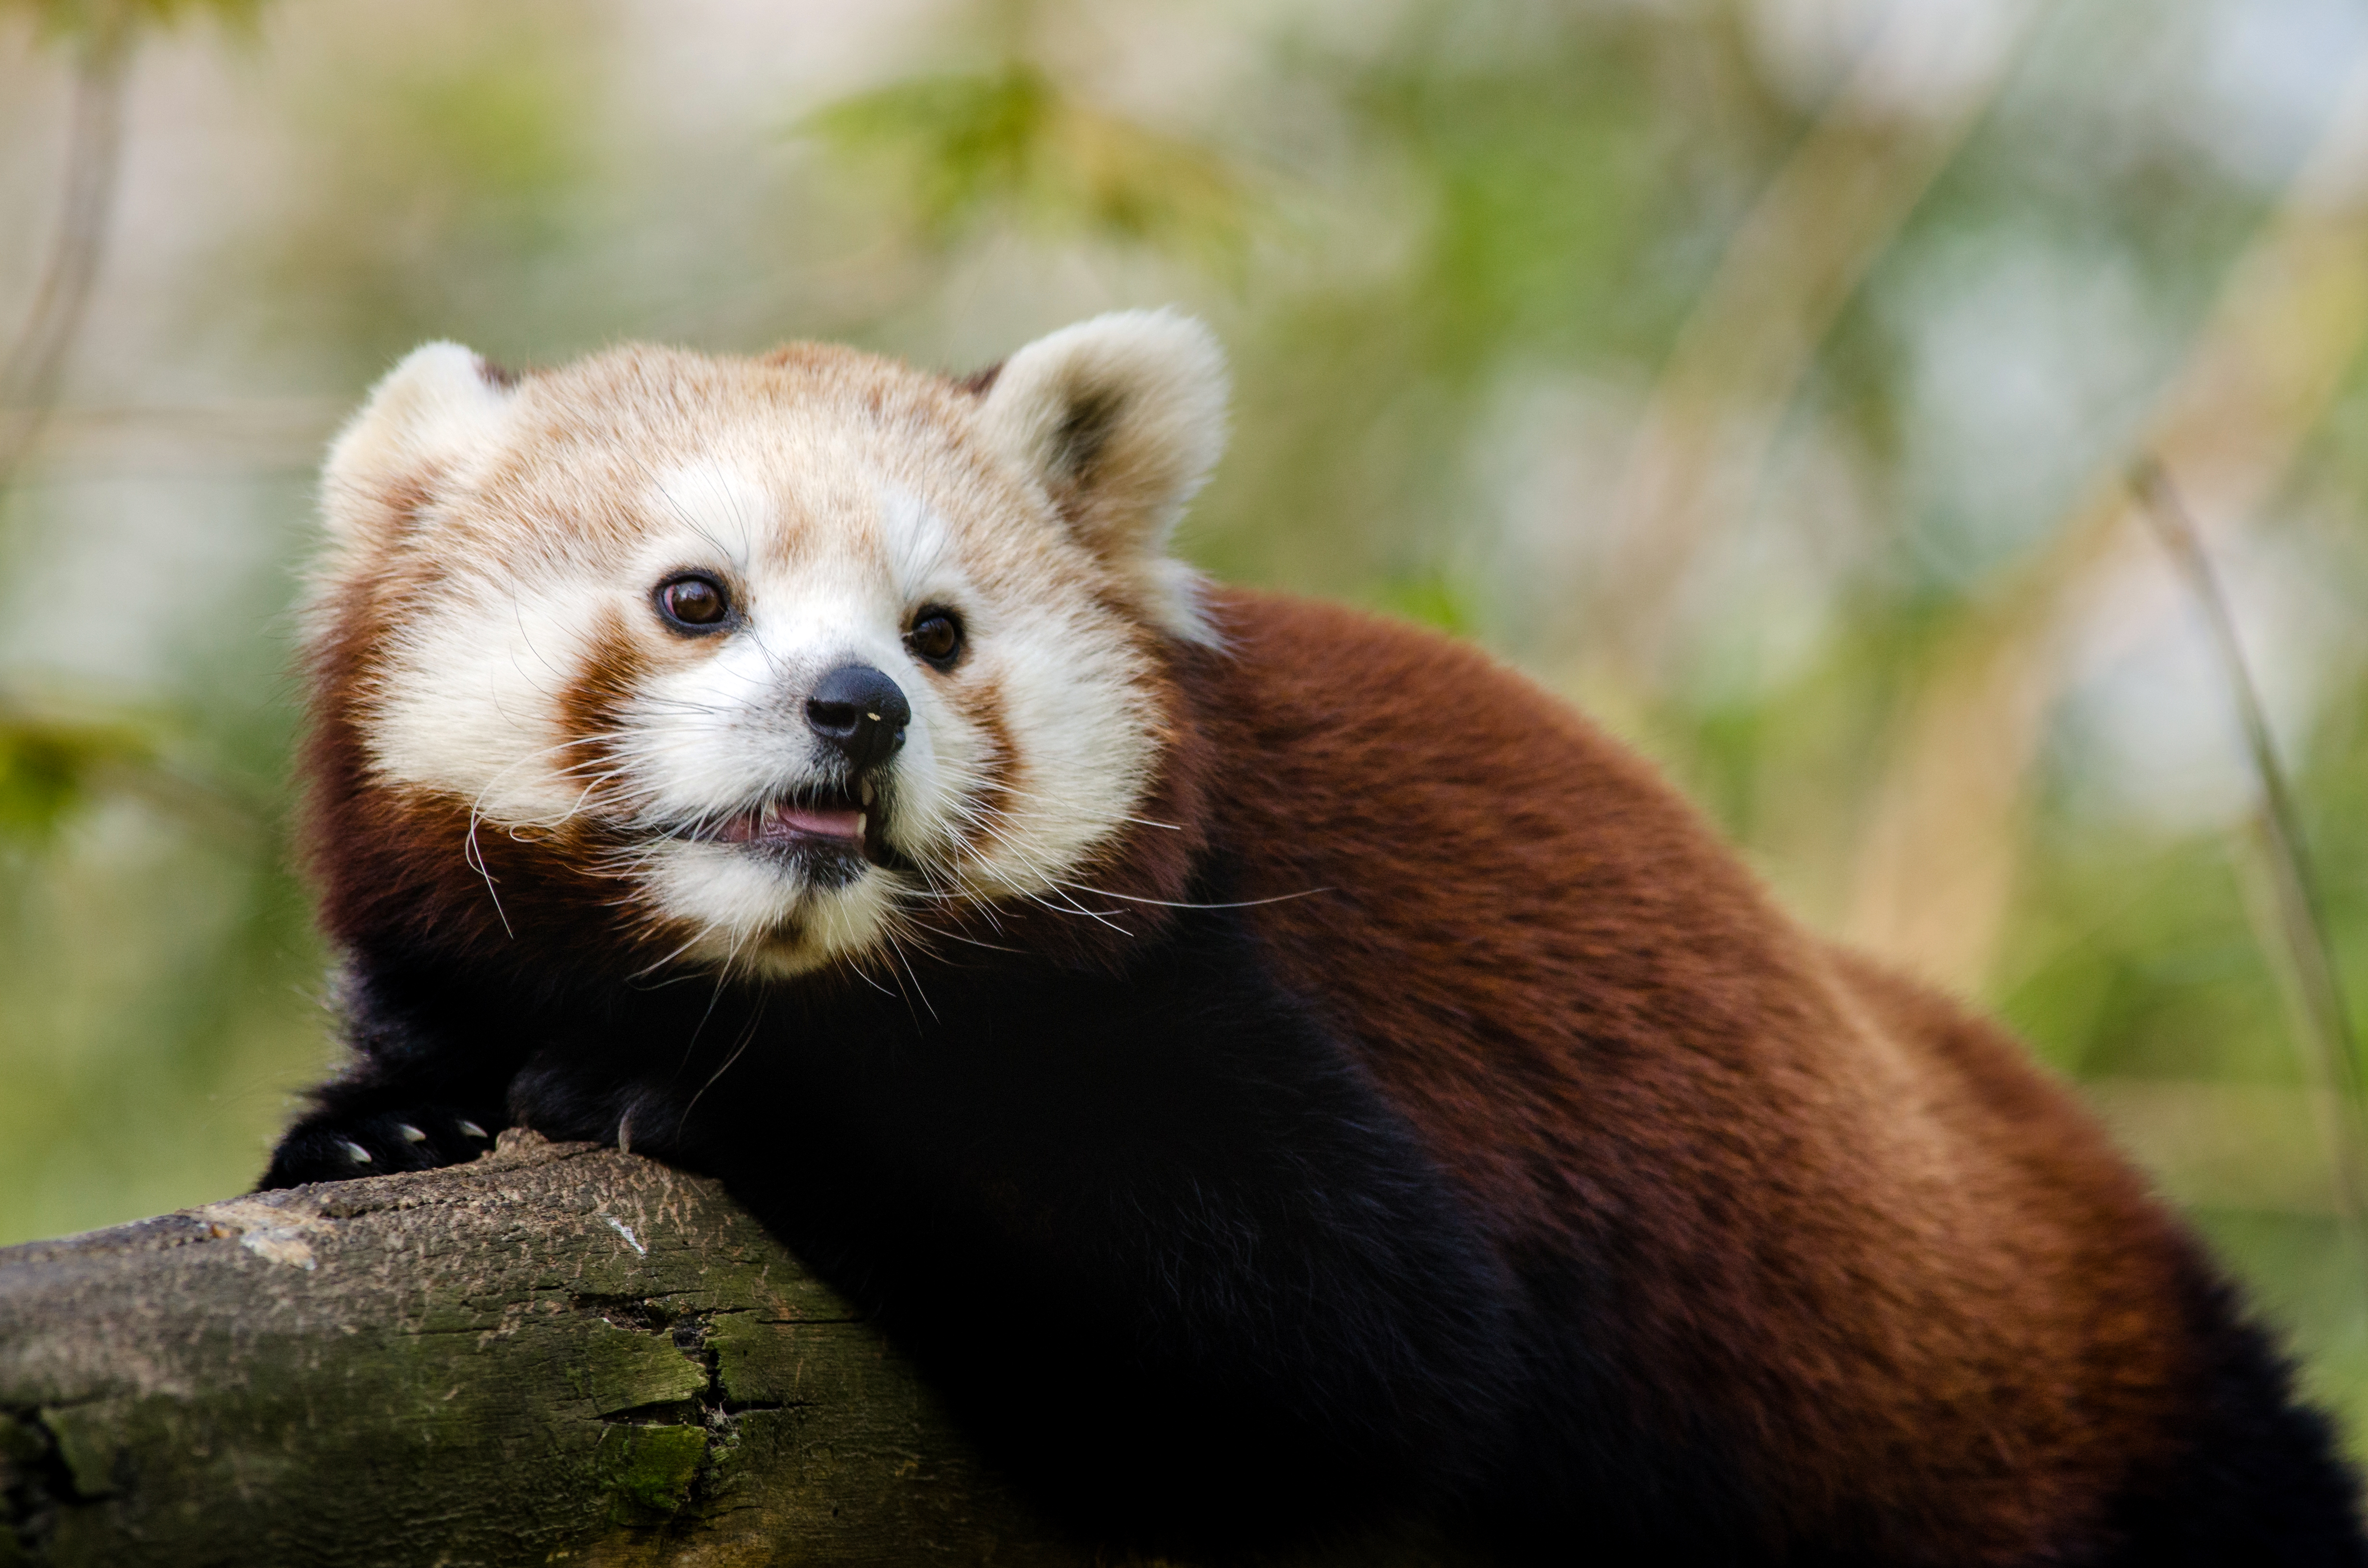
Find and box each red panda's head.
[302,312,1228,981]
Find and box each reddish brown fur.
[905,647,1213,977]
[1175,589,2201,1561]
[303,575,650,981]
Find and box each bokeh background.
[5,0,2368,1449]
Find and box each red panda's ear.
[322,342,519,547]
[974,310,1229,639]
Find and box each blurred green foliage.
[808,62,1251,267]
[0,710,148,840]
[2,0,2366,1451]
[254,21,596,377]
[5,0,261,46]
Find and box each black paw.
[259,1107,501,1189]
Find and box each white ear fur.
[322,342,517,543]
[974,309,1228,639]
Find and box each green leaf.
[804,62,1253,266]
[0,710,154,843]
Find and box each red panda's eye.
[906,610,964,667]
[657,575,730,631]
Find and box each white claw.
[397,1124,427,1143]
[341,1140,372,1164]
[457,1120,489,1139]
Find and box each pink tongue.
[768,802,863,842]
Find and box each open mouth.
[702,780,882,863]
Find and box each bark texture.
[0,1132,1106,1568]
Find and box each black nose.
[804,664,910,771]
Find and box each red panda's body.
[1186,593,2276,1558]
[265,317,2364,1563]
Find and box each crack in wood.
[1,1405,74,1562]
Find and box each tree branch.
[0,1132,1118,1567]
[0,10,135,493]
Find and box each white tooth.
[855,813,867,838]
[861,780,876,806]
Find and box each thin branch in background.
[1841,48,2368,993]
[2129,456,2368,1259]
[0,9,136,492]
[1592,0,2041,681]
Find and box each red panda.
[264,311,2366,1564]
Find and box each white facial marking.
[369,567,610,823]
[879,483,956,600]
[649,458,773,571]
